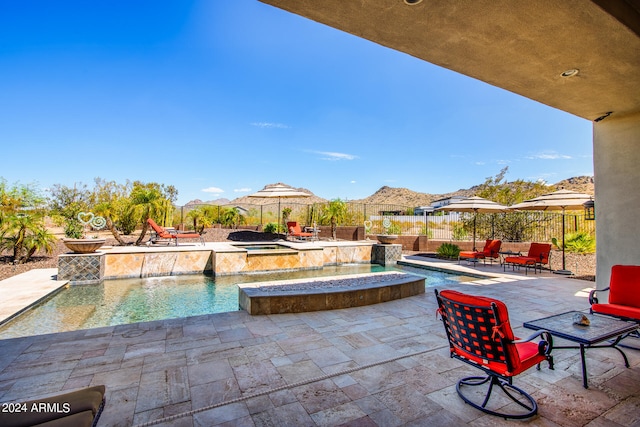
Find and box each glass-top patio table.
[524,311,638,388]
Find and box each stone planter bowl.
[63,238,106,254]
[376,235,399,244]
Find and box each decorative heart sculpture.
[77,212,94,225]
[363,220,372,231]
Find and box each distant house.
[430,196,467,209]
[414,206,435,216]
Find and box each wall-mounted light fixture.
[404,0,424,4]
[584,199,595,221]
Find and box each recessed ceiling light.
[404,0,424,5]
[561,69,579,77]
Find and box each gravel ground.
[0,228,596,282]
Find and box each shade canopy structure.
[510,189,594,274]
[436,196,508,251]
[248,183,311,231]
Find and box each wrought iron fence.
[174,202,595,243]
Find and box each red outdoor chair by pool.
[147,218,204,246]
[287,221,313,241]
[590,265,640,324]
[459,239,502,265]
[503,242,551,274]
[435,289,554,419]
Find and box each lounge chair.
[0,385,105,427]
[458,239,501,265]
[287,221,313,241]
[147,218,204,246]
[503,242,551,274]
[435,289,553,419]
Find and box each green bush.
[452,223,467,240]
[263,222,279,234]
[554,232,596,254]
[437,242,461,259]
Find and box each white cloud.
[526,151,572,160]
[474,161,486,165]
[202,187,224,194]
[309,150,358,161]
[350,180,357,184]
[250,122,290,129]
[234,188,251,193]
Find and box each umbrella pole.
[554,209,573,275]
[472,212,477,251]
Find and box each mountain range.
[184,176,594,207]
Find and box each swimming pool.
[0,264,481,339]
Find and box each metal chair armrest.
[513,330,553,357]
[589,287,610,305]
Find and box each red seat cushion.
[591,303,640,320]
[504,256,536,266]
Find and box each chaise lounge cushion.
[459,239,502,261]
[0,385,105,427]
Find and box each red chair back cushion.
[609,265,640,308]
[287,222,302,234]
[484,240,502,257]
[438,290,522,374]
[528,243,551,264]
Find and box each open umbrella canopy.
[436,196,508,250]
[509,189,593,211]
[248,183,311,231]
[436,196,509,213]
[510,189,594,274]
[248,183,312,199]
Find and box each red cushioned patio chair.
[435,289,554,419]
[459,239,502,265]
[147,218,204,246]
[503,242,551,274]
[287,221,313,241]
[590,264,640,327]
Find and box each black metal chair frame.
[435,289,554,419]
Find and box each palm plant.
[320,199,347,240]
[130,185,166,245]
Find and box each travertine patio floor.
[1,257,639,426]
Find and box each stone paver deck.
[0,258,639,426]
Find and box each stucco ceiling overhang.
[259,0,640,122]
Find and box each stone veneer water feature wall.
[57,241,383,284]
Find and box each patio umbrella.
[248,183,311,232]
[510,189,594,275]
[436,196,508,251]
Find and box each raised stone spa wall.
[238,272,425,315]
[58,241,376,283]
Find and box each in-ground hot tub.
[238,271,425,315]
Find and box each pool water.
[0,264,479,339]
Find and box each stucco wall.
[594,112,640,289]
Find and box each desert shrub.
[553,231,595,254]
[437,242,460,259]
[452,222,467,240]
[263,222,279,233]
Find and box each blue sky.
[0,1,593,205]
